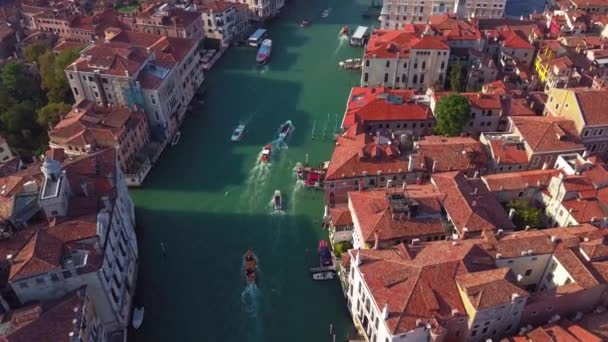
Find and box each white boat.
[312,271,335,280]
[321,8,331,17]
[278,120,293,140]
[132,307,144,329]
[256,39,272,65]
[339,58,362,69]
[171,131,181,146]
[231,124,246,142]
[273,190,282,210]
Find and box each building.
[543,153,608,227]
[431,171,514,238]
[348,186,448,249]
[225,0,283,20]
[545,88,608,158]
[48,99,151,186]
[361,30,450,91]
[412,135,488,176]
[345,224,608,342]
[328,207,353,246]
[513,319,603,342]
[431,92,503,136]
[133,3,204,40]
[66,28,204,141]
[480,116,586,171]
[497,26,536,72]
[454,0,506,19]
[402,15,484,52]
[324,128,425,205]
[482,168,561,203]
[0,148,138,338]
[380,0,454,27]
[466,54,499,91]
[0,287,106,341]
[342,87,434,137]
[569,0,608,14]
[198,0,251,47]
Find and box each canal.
[131,0,371,341]
[129,0,540,340]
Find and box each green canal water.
[130,1,374,340]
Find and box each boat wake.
[258,65,270,74]
[289,180,304,211]
[241,283,261,318]
[334,35,348,55]
[242,159,271,211]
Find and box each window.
[68,74,73,79]
[50,273,60,281]
[421,61,426,70]
[62,270,72,278]
[506,324,512,331]
[386,61,390,68]
[413,74,418,83]
[525,269,532,276]
[403,62,407,68]
[364,73,369,82]
[471,330,477,337]
[73,87,79,96]
[365,60,370,67]
[19,282,28,288]
[482,327,488,334]
[420,74,425,84]
[440,61,445,70]
[384,73,389,83]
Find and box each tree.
[36,102,71,128]
[0,101,36,134]
[506,200,543,229]
[449,60,464,92]
[434,94,471,137]
[39,48,81,103]
[23,43,49,64]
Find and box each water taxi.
[312,271,335,281]
[318,240,332,267]
[278,120,293,140]
[273,190,282,211]
[244,250,256,285]
[339,25,349,36]
[339,58,362,70]
[260,144,272,163]
[231,124,246,142]
[256,39,272,65]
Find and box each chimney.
[408,154,416,172]
[461,227,469,239]
[511,293,520,302]
[382,302,389,320]
[451,309,459,317]
[497,229,504,236]
[509,208,516,220]
[551,236,560,243]
[374,231,380,250]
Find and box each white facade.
[380,0,455,27]
[226,0,283,20]
[453,0,505,19]
[201,4,250,47]
[361,48,450,91]
[10,154,138,336]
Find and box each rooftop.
[413,136,488,173]
[510,116,585,153]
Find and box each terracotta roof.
[561,198,608,224]
[555,245,599,289]
[482,169,561,192]
[456,268,527,310]
[137,3,201,28]
[432,172,514,235]
[364,30,447,59]
[49,99,146,151]
[0,289,87,342]
[329,207,352,227]
[326,133,410,181]
[9,230,63,281]
[349,187,446,244]
[572,89,608,126]
[487,138,529,165]
[550,56,574,71]
[343,88,430,128]
[511,116,585,153]
[196,0,236,12]
[498,27,535,50]
[571,0,608,7]
[414,136,488,173]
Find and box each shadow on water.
[130,208,350,342]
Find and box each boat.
[244,249,256,285]
[295,162,304,179]
[318,240,332,267]
[339,58,362,70]
[256,39,272,65]
[273,190,282,210]
[303,168,325,189]
[312,271,335,280]
[300,19,311,27]
[339,25,349,36]
[278,120,293,140]
[260,144,272,163]
[321,8,331,17]
[132,307,144,329]
[231,124,246,142]
[171,131,181,146]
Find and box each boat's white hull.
[312,272,335,280]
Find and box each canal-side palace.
[4,0,608,340]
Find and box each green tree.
[23,43,49,63]
[506,200,543,229]
[2,62,33,101]
[36,102,71,128]
[0,101,36,134]
[39,48,81,103]
[434,94,471,136]
[449,59,464,92]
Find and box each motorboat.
[339,25,350,36]
[171,131,181,146]
[231,124,246,142]
[260,144,272,163]
[318,240,332,267]
[300,19,311,27]
[278,120,293,140]
[295,162,304,179]
[321,8,331,18]
[303,168,325,189]
[132,307,144,329]
[339,58,362,70]
[273,190,282,210]
[312,271,335,280]
[244,249,256,285]
[256,39,272,65]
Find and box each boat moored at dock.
[318,240,332,267]
[312,271,335,280]
[256,39,272,65]
[338,58,362,70]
